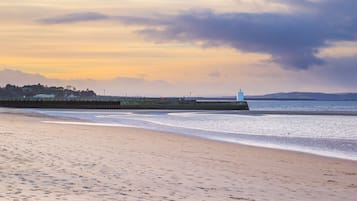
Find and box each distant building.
[237,89,244,101]
[66,94,79,99]
[22,87,32,93]
[33,94,55,99]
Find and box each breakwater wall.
[0,98,249,110]
[0,100,121,109]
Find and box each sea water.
[33,100,357,161]
[248,100,357,112]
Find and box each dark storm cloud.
[39,0,357,70]
[115,5,357,70]
[40,12,109,24]
[125,11,328,69]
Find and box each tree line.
[0,84,96,99]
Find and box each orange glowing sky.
[0,0,356,96]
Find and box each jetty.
[0,98,249,110]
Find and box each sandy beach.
[0,109,356,201]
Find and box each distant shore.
[1,109,356,200]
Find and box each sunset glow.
[1,0,356,96]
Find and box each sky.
[0,0,356,96]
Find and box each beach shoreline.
[41,119,357,162]
[1,109,357,200]
[24,108,357,161]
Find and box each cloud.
[38,0,357,70]
[116,6,356,70]
[272,0,357,15]
[0,69,48,85]
[208,71,221,78]
[39,12,109,24]
[0,69,172,97]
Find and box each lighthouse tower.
[237,89,244,102]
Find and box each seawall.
[0,99,249,110]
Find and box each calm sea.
[248,100,357,112]
[34,100,357,161]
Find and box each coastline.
[29,108,357,161]
[1,109,357,200]
[41,119,357,162]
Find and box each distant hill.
[246,92,357,101]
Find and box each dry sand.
[0,109,356,201]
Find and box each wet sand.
[0,110,356,200]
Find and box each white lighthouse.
[237,89,244,102]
